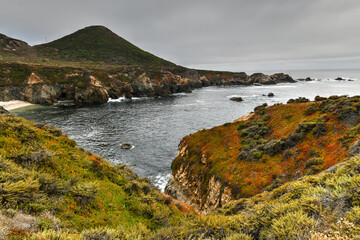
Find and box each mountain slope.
[34,25,175,66]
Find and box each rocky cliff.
[165,95,360,214]
[0,62,295,105]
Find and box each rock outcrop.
[0,62,295,106]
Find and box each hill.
[165,95,360,214]
[34,25,175,66]
[0,109,191,239]
[0,34,31,52]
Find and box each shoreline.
[0,100,36,111]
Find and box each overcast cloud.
[1,0,360,72]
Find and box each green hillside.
[34,26,175,66]
[0,110,190,239]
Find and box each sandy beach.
[0,100,35,111]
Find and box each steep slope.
[165,95,360,214]
[152,152,360,239]
[0,111,191,239]
[34,25,175,66]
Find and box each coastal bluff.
[165,95,360,214]
[0,62,295,105]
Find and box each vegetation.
[2,96,360,238]
[0,113,190,239]
[34,26,175,67]
[171,96,360,204]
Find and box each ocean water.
[15,70,360,191]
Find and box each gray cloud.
[1,0,360,71]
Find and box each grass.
[0,114,190,239]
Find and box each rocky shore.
[0,62,295,105]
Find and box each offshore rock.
[230,97,243,102]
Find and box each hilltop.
[33,26,175,66]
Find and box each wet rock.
[74,86,109,104]
[335,77,345,81]
[230,97,243,102]
[268,92,274,97]
[120,143,132,149]
[0,106,9,114]
[298,77,313,81]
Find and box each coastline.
[0,100,36,111]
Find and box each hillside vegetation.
[2,96,360,239]
[0,109,191,239]
[34,26,175,67]
[167,95,360,213]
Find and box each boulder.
[335,77,344,81]
[120,143,132,149]
[268,92,274,97]
[230,97,243,102]
[74,86,109,104]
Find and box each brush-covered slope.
[166,95,360,213]
[153,152,360,239]
[34,25,175,66]
[0,110,191,239]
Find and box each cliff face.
[0,62,295,105]
[165,96,360,214]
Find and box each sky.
[1,0,360,72]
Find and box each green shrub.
[37,217,53,230]
[260,210,314,239]
[26,229,81,240]
[70,181,99,205]
[81,227,128,240]
[38,173,69,195]
[314,95,327,101]
[76,81,86,89]
[287,97,310,104]
[224,232,253,240]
